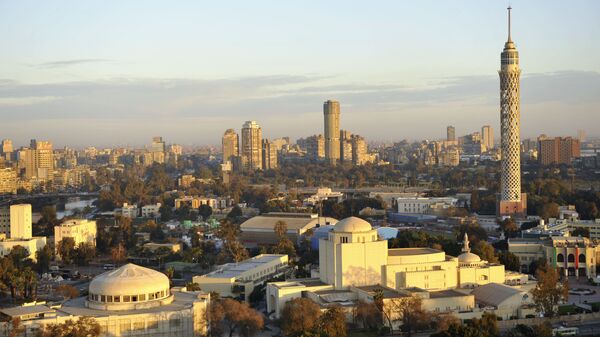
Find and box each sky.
[0,0,599,148]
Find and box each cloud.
[37,59,110,68]
[0,71,598,146]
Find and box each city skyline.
[1,1,600,147]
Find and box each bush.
[496,317,503,321]
[378,326,390,336]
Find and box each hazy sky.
[1,1,599,148]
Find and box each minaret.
[498,6,527,217]
[462,232,470,253]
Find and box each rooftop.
[241,213,337,231]
[388,247,442,256]
[429,289,470,299]
[199,254,286,279]
[355,285,409,299]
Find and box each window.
[107,296,113,303]
[120,320,131,333]
[149,293,155,300]
[100,295,106,302]
[123,295,131,302]
[114,296,120,302]
[139,294,146,301]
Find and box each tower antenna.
[507,6,512,41]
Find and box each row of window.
[89,289,169,303]
[556,253,586,263]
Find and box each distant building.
[538,136,581,165]
[0,168,17,195]
[141,203,162,218]
[193,254,289,302]
[324,100,341,164]
[447,126,456,142]
[175,197,217,210]
[151,137,166,164]
[120,203,139,218]
[261,139,278,170]
[241,121,263,170]
[54,219,97,257]
[303,188,344,206]
[143,242,181,253]
[240,213,338,248]
[178,174,196,188]
[339,130,353,163]
[0,204,46,261]
[481,125,494,150]
[222,129,239,164]
[24,139,54,180]
[351,135,368,165]
[396,197,458,214]
[305,135,325,159]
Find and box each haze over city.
[1,0,599,147]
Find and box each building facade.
[538,136,581,165]
[222,129,239,164]
[482,125,494,150]
[54,219,97,257]
[241,121,263,170]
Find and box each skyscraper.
[25,139,54,180]
[261,139,278,170]
[151,137,166,164]
[481,125,494,150]
[498,7,526,217]
[446,126,456,142]
[241,121,263,170]
[222,129,239,164]
[323,100,340,164]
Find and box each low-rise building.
[54,219,97,257]
[120,203,139,218]
[141,203,162,218]
[240,212,337,248]
[396,197,458,214]
[193,254,289,302]
[143,242,181,253]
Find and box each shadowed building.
[323,100,340,164]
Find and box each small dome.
[333,217,372,233]
[89,263,169,298]
[458,252,481,264]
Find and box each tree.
[7,318,24,337]
[498,251,520,272]
[429,322,481,337]
[531,262,568,317]
[499,218,519,238]
[210,298,263,337]
[56,284,80,299]
[280,298,322,337]
[354,300,381,330]
[217,220,249,263]
[537,202,560,221]
[199,204,213,220]
[273,220,296,257]
[571,227,590,238]
[74,243,96,266]
[35,206,59,236]
[110,243,127,265]
[38,316,101,337]
[319,306,347,337]
[388,296,431,337]
[471,241,498,264]
[57,237,76,264]
[35,245,53,274]
[470,312,498,337]
[227,205,243,222]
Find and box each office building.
[323,100,341,164]
[396,197,458,214]
[193,254,289,302]
[497,7,527,217]
[447,126,456,142]
[482,125,494,150]
[538,136,581,165]
[10,204,32,239]
[54,219,97,257]
[150,137,166,164]
[24,139,54,180]
[0,204,46,261]
[351,135,368,165]
[222,129,239,164]
[0,207,9,238]
[261,139,278,170]
[241,121,263,170]
[340,130,353,163]
[0,263,210,337]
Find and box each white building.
[0,204,46,261]
[303,188,344,206]
[267,217,529,321]
[0,264,210,337]
[141,203,162,218]
[193,254,289,302]
[396,197,458,214]
[120,203,139,218]
[54,219,97,256]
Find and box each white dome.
[89,263,170,306]
[333,217,372,233]
[458,252,481,264]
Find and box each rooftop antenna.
[507,5,512,42]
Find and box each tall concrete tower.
[323,100,340,164]
[498,7,526,217]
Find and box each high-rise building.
[351,135,368,165]
[150,137,166,164]
[222,129,239,164]
[482,125,494,150]
[538,136,581,165]
[447,126,456,142]
[24,140,54,180]
[1,139,13,161]
[241,121,263,170]
[498,7,526,217]
[323,100,341,164]
[261,139,278,170]
[306,135,325,159]
[10,204,32,240]
[340,130,353,163]
[577,129,586,143]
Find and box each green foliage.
[531,261,569,317]
[498,251,521,272]
[390,231,460,257]
[198,204,213,220]
[571,226,590,238]
[57,237,76,264]
[35,245,53,273]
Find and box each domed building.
[267,216,528,320]
[3,263,210,337]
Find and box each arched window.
[568,254,575,263]
[557,254,564,263]
[579,254,586,263]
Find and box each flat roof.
[388,248,442,256]
[0,305,54,318]
[428,289,470,299]
[355,285,409,299]
[241,214,337,231]
[199,254,285,279]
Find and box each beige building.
[0,168,17,194]
[351,135,368,165]
[324,100,341,164]
[446,126,456,142]
[222,129,239,164]
[305,135,325,159]
[24,140,54,180]
[193,254,288,302]
[1,139,13,161]
[10,204,32,239]
[0,263,210,337]
[509,236,600,278]
[151,137,166,164]
[339,130,352,163]
[0,204,46,261]
[261,139,278,170]
[267,217,526,320]
[54,219,97,256]
[240,213,338,248]
[241,121,263,170]
[482,125,494,150]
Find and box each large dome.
[333,217,372,233]
[88,263,171,310]
[458,252,481,264]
